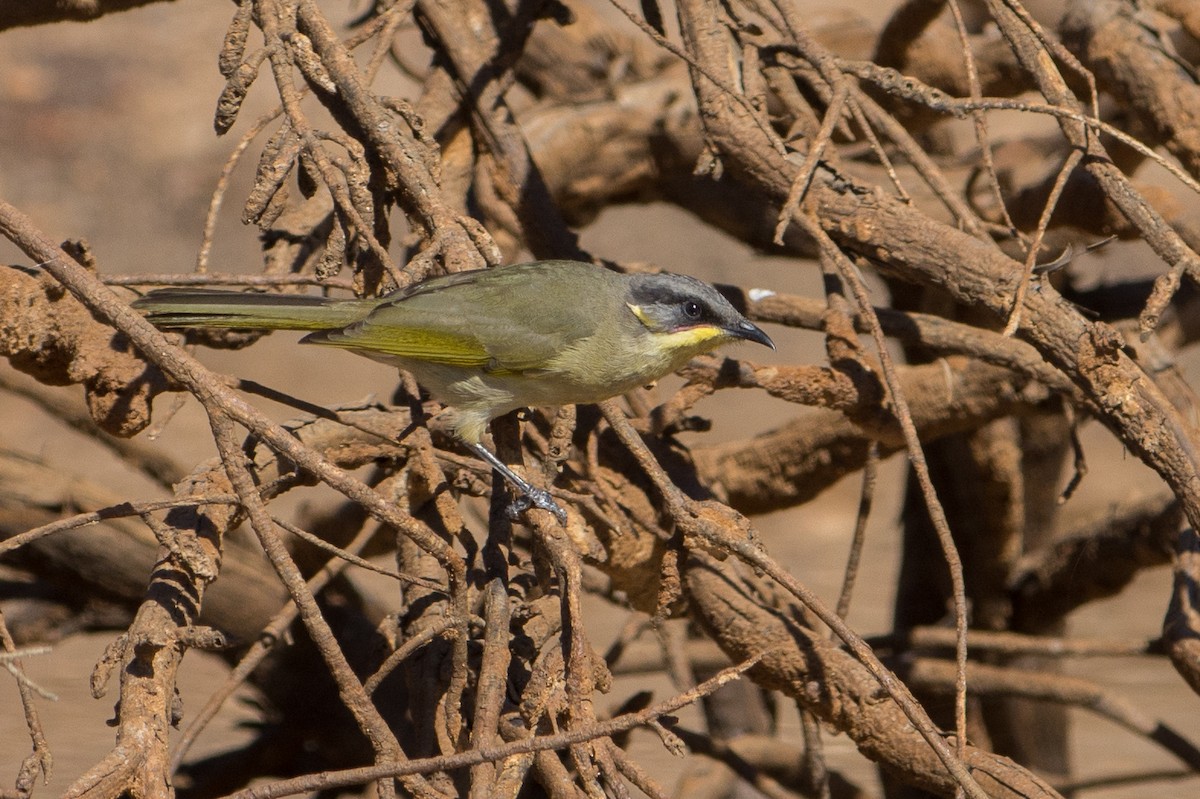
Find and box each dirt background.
[1,1,1199,797]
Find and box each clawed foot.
[507,486,568,525]
[462,440,567,525]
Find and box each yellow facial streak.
[627,304,726,354]
[655,325,725,352]
[627,303,655,328]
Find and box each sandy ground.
[2,2,1200,797]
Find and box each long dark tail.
[132,288,374,331]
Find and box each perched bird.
[133,260,775,522]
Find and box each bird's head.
[623,272,775,357]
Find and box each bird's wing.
[304,262,612,373]
[304,318,494,366]
[304,290,574,372]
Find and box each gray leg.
[464,441,567,525]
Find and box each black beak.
[729,319,775,350]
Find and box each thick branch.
[684,553,1062,799]
[0,0,168,30]
[693,357,1053,514]
[1061,0,1200,180]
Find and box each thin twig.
[364,615,477,696]
[598,401,988,799]
[222,655,763,799]
[105,273,354,289]
[1003,148,1084,336]
[835,441,878,620]
[273,515,444,590]
[606,0,788,159]
[1057,397,1088,505]
[842,61,1200,199]
[209,415,417,799]
[0,496,239,558]
[871,627,1159,658]
[0,607,54,790]
[801,215,971,768]
[948,0,1017,235]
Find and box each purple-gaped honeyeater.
[133,260,775,522]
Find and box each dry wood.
[5,0,1200,797]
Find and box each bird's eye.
[682,300,702,318]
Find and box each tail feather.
[132,288,372,332]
